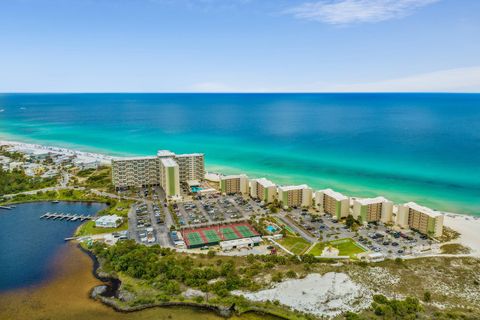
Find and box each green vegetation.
[76,220,128,236]
[0,189,131,237]
[75,198,132,236]
[0,147,26,161]
[1,188,108,205]
[0,168,57,195]
[308,238,366,258]
[272,217,296,235]
[84,239,480,319]
[437,226,461,243]
[345,294,480,320]
[96,199,133,218]
[440,243,471,254]
[73,166,114,191]
[88,240,325,319]
[371,295,422,318]
[277,235,311,255]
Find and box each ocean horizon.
[0,93,479,216]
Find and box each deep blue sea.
[0,202,106,291]
[0,93,479,215]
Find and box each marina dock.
[40,212,94,222]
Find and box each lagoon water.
[0,202,106,291]
[0,93,479,215]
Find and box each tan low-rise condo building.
[352,196,393,224]
[220,174,249,195]
[250,178,277,204]
[111,149,204,197]
[396,202,444,237]
[277,184,313,208]
[315,188,349,219]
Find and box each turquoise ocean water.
[0,93,479,215]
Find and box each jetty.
[40,212,93,222]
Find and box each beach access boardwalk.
[40,212,94,222]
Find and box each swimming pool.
[266,225,277,233]
[191,186,203,193]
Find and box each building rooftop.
[278,184,311,192]
[175,153,204,157]
[157,150,176,157]
[221,174,248,180]
[356,196,390,205]
[403,202,442,218]
[205,172,221,182]
[113,156,158,161]
[319,188,348,201]
[255,177,276,188]
[96,215,122,223]
[161,157,179,167]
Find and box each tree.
[423,291,431,302]
[207,250,216,258]
[346,215,356,228]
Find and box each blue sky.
[1,0,479,92]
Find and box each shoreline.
[0,139,477,213]
[77,244,288,319]
[2,139,480,256]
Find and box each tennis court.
[203,229,221,243]
[220,227,239,240]
[181,222,260,248]
[186,231,204,247]
[236,225,256,238]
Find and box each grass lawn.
[273,217,296,235]
[308,238,366,258]
[97,199,133,217]
[277,235,311,255]
[76,220,128,236]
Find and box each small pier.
[40,212,93,222]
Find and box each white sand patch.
[443,212,480,257]
[0,140,114,165]
[233,272,372,318]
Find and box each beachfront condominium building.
[168,152,204,182]
[220,174,249,195]
[111,156,160,189]
[352,197,393,224]
[315,189,349,219]
[111,149,204,192]
[277,184,313,208]
[250,178,277,203]
[157,150,205,183]
[396,202,444,237]
[159,158,180,197]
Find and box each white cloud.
[188,67,480,93]
[316,66,480,92]
[287,0,439,25]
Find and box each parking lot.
[284,209,435,259]
[129,202,174,247]
[173,195,263,227]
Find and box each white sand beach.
[2,139,480,258]
[233,273,372,318]
[0,140,115,165]
[443,212,480,257]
